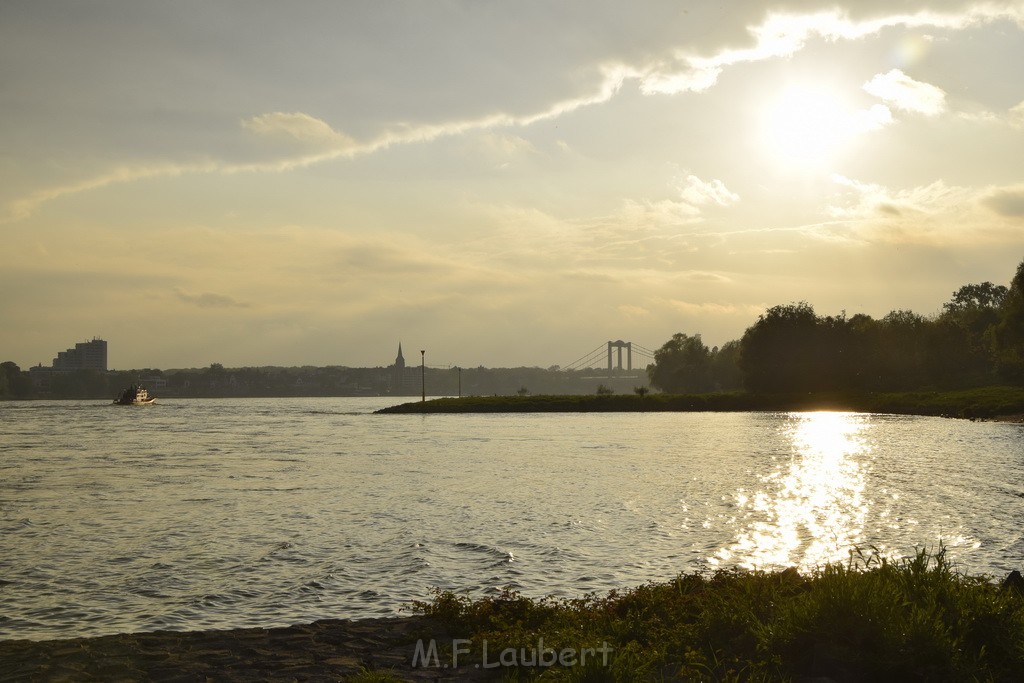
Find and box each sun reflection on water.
[714,412,872,571]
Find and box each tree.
[815,311,863,390]
[993,260,1024,382]
[709,340,743,391]
[1,361,31,398]
[872,310,929,390]
[648,333,714,393]
[943,282,1008,313]
[936,281,1006,383]
[739,302,822,393]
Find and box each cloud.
[956,109,1001,124]
[640,64,723,96]
[853,103,895,131]
[825,174,1024,244]
[982,187,1024,217]
[828,174,971,221]
[681,271,733,283]
[242,112,355,149]
[665,299,760,316]
[472,132,540,169]
[333,243,444,275]
[862,69,946,116]
[1010,100,1024,129]
[619,197,702,227]
[3,161,219,224]
[679,175,739,207]
[174,288,250,309]
[638,5,1024,97]
[617,304,651,319]
[1,62,635,224]
[562,270,620,284]
[6,3,1023,225]
[639,11,845,95]
[612,173,739,235]
[478,133,537,157]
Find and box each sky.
[3,1,1024,371]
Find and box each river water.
[1,397,1022,641]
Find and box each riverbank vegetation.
[376,384,1024,418]
[413,548,1024,681]
[649,259,1024,395]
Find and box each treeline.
[649,259,1024,394]
[0,366,176,400]
[0,362,647,400]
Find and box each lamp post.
[420,350,425,402]
[456,366,461,398]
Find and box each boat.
[113,384,156,405]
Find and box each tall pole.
[420,350,425,402]
[457,366,462,398]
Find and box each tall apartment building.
[51,338,108,371]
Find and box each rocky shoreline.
[0,616,492,682]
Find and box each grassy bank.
[412,549,1024,681]
[4,551,1021,681]
[376,385,1024,419]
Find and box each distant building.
[29,337,108,391]
[388,342,417,393]
[51,338,108,371]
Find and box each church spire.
[395,342,406,369]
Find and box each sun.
[759,85,882,171]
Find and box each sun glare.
[760,85,880,171]
[719,412,873,571]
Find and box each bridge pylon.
[607,340,632,371]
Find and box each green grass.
[413,548,1024,681]
[376,385,1024,418]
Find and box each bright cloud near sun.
[2,1,1024,369]
[862,69,947,116]
[679,175,740,207]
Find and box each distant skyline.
[3,1,1024,370]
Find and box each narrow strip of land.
[375,386,1024,419]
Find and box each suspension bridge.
[562,340,657,373]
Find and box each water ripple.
[2,398,1022,640]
